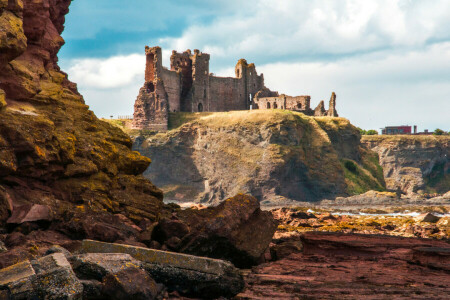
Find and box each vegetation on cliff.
[131,110,385,204]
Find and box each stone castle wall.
[133,46,338,130]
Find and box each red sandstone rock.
[176,194,278,268]
[238,232,450,299]
[7,204,52,224]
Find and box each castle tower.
[327,92,338,117]
[132,46,168,130]
[191,49,210,112]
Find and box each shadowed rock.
[79,239,244,298]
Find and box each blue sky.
[59,0,450,131]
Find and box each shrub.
[344,160,358,173]
[433,128,445,135]
[366,130,378,135]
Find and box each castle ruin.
[133,46,338,130]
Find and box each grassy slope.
[109,110,386,198]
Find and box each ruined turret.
[327,92,338,117]
[314,100,326,116]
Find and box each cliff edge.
[362,135,450,194]
[134,110,385,205]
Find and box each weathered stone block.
[102,267,158,300]
[70,253,142,281]
[31,253,83,300]
[0,260,36,299]
[79,240,244,298]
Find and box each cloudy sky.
[59,0,450,132]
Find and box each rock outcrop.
[173,194,277,267]
[78,240,244,298]
[134,110,385,205]
[0,0,163,228]
[1,241,245,299]
[238,231,450,299]
[362,135,449,194]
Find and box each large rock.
[70,253,143,280]
[0,260,36,299]
[239,232,450,299]
[79,239,244,298]
[0,0,163,232]
[31,253,83,299]
[102,267,158,300]
[176,194,278,267]
[0,253,83,299]
[7,204,52,224]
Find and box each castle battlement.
[133,46,338,130]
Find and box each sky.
[59,0,450,132]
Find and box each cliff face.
[362,135,450,194]
[0,0,163,225]
[134,111,385,205]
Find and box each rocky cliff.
[362,135,450,194]
[0,0,163,226]
[134,111,385,205]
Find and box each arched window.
[297,103,302,109]
[198,103,203,112]
[203,89,207,99]
[267,102,271,109]
[273,103,278,109]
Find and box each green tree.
[366,129,378,135]
[433,128,445,135]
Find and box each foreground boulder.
[0,253,83,299]
[163,194,278,268]
[79,239,244,298]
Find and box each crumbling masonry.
[133,46,338,130]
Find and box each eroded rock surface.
[136,111,385,205]
[238,232,450,299]
[0,0,163,228]
[159,194,278,267]
[0,0,164,268]
[363,135,449,194]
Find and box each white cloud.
[60,0,450,131]
[160,0,450,63]
[65,54,145,89]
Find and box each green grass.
[341,158,386,195]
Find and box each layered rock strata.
[0,0,163,229]
[363,135,450,194]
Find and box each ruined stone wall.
[254,96,285,109]
[254,95,312,112]
[161,68,181,112]
[209,76,246,111]
[133,46,169,130]
[191,50,210,112]
[285,96,310,110]
[170,50,192,111]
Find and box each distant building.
[381,126,412,135]
[381,125,432,135]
